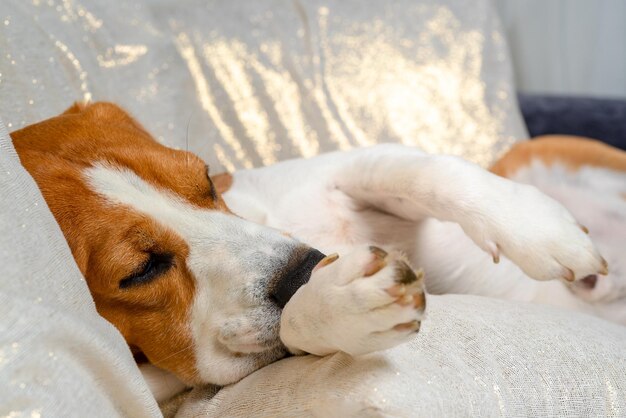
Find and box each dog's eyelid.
[119,252,173,289]
[205,165,218,201]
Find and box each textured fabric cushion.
[519,93,626,151]
[178,294,626,417]
[0,118,160,418]
[0,0,526,169]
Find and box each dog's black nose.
[271,248,326,308]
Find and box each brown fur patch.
[491,135,626,177]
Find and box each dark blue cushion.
[518,94,626,151]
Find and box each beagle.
[11,102,622,401]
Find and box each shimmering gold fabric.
[0,0,526,171]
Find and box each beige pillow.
[0,118,160,417]
[178,294,626,417]
[0,0,526,170]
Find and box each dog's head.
[12,102,324,385]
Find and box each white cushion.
[0,118,160,417]
[0,0,526,169]
[178,294,626,417]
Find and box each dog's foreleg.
[334,144,606,282]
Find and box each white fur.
[509,161,626,323]
[225,144,613,336]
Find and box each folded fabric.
[178,294,626,417]
[0,118,160,418]
[0,0,526,169]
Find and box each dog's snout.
[271,248,326,308]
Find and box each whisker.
[152,342,195,364]
[185,112,193,168]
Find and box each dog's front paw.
[280,245,425,357]
[466,182,607,282]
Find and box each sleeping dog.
[12,102,622,400]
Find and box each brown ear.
[211,173,233,194]
[62,101,89,115]
[12,101,154,155]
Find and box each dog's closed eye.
[120,252,174,289]
[205,164,217,202]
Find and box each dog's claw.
[600,257,609,275]
[395,266,418,284]
[562,267,575,282]
[485,241,500,264]
[413,293,426,309]
[368,246,388,258]
[580,224,589,234]
[314,253,339,272]
[393,320,420,332]
[364,246,388,276]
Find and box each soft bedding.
[0,0,526,169]
[0,118,160,417]
[177,294,626,417]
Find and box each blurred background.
[495,0,626,153]
[496,0,625,99]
